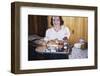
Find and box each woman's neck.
[54,26,61,32]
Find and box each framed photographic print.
[11,2,98,74]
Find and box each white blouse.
[44,25,70,41]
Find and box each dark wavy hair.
[51,16,64,26]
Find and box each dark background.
[28,15,48,37]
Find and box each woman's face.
[52,16,60,27]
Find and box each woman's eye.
[53,19,60,21]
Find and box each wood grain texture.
[48,16,88,44]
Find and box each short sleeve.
[44,29,50,41]
[63,26,70,39]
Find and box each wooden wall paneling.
[47,16,52,28]
[28,15,38,35]
[28,15,47,37]
[37,16,47,37]
[47,16,88,44]
[83,18,88,42]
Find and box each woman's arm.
[65,27,70,39]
